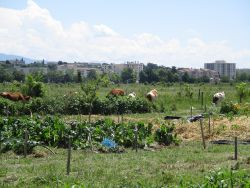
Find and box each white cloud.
[0,0,250,68]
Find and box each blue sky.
[0,0,249,68]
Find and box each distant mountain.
[0,53,37,64]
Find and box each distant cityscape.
[0,55,249,82]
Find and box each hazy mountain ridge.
[0,53,37,64]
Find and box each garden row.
[0,115,179,154]
[0,95,153,116]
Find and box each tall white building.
[204,60,236,80]
[102,61,144,82]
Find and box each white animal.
[128,92,136,98]
[213,91,225,104]
[146,89,158,101]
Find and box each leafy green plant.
[154,123,180,145]
[220,101,239,114]
[236,82,249,103]
[178,169,250,187]
[0,116,179,154]
[22,74,45,97]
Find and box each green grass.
[1,82,250,187]
[2,82,250,116]
[0,141,249,187]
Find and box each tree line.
[1,62,250,84]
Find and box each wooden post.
[134,125,138,152]
[88,130,93,152]
[208,113,211,135]
[199,119,206,149]
[204,104,207,112]
[234,137,238,160]
[66,136,71,175]
[190,106,193,117]
[201,92,204,107]
[198,89,200,100]
[24,129,28,158]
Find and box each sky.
[0,0,250,68]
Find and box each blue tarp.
[101,138,117,148]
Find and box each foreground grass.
[0,141,249,187]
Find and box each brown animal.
[109,89,125,96]
[0,92,31,101]
[146,89,158,101]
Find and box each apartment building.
[102,61,144,81]
[204,60,236,80]
[178,68,220,81]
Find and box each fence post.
[24,129,28,158]
[190,106,193,117]
[88,129,93,152]
[134,125,138,152]
[198,89,200,100]
[201,92,204,107]
[208,113,211,135]
[199,119,206,149]
[234,137,238,160]
[66,136,71,175]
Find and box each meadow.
[1,82,249,115]
[0,82,250,187]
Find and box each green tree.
[109,72,120,84]
[87,69,98,80]
[13,70,25,82]
[100,74,110,87]
[81,79,100,122]
[64,69,74,83]
[139,71,148,83]
[236,82,249,103]
[221,76,230,83]
[77,71,82,83]
[48,64,57,71]
[237,72,248,82]
[181,72,190,83]
[121,67,136,83]
[22,74,45,97]
[0,68,14,82]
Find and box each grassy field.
[1,82,250,187]
[0,141,250,187]
[1,82,250,115]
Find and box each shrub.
[154,123,180,145]
[220,101,239,114]
[22,74,45,97]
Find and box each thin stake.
[208,113,211,135]
[190,106,193,117]
[88,130,93,152]
[66,136,71,175]
[134,125,138,152]
[201,92,204,107]
[199,119,206,149]
[24,129,28,158]
[198,89,200,100]
[234,137,238,160]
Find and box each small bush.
[154,123,180,145]
[220,101,239,114]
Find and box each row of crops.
[0,115,179,154]
[0,95,153,116]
